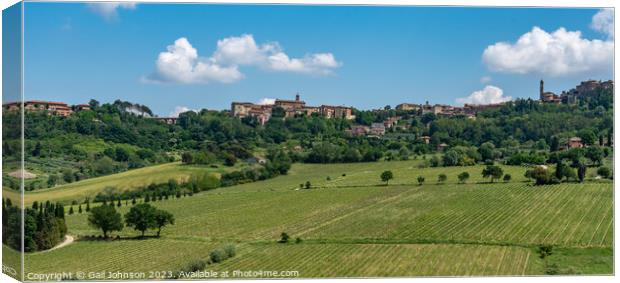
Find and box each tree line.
[2,199,67,252]
[87,203,174,238]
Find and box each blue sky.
[20,3,614,116]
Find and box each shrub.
[223,244,236,258]
[295,237,303,244]
[545,263,559,275]
[458,172,470,183]
[417,176,425,185]
[437,174,447,183]
[279,232,290,243]
[209,249,225,263]
[503,174,512,182]
[538,245,553,259]
[183,259,207,272]
[597,166,612,179]
[525,167,560,185]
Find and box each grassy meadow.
[3,162,250,206]
[5,159,613,278]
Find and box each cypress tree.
[86,200,90,212]
[117,198,122,207]
[69,207,74,215]
[550,136,559,152]
[555,160,564,181]
[145,194,150,203]
[132,197,137,205]
[578,163,587,183]
[78,205,82,213]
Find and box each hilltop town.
[3,79,613,132]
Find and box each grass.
[211,243,540,277]
[9,159,613,278]
[543,247,613,275]
[4,162,237,205]
[19,239,222,275]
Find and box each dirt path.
[40,235,74,253]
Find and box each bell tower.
[539,79,544,100]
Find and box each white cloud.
[482,26,613,77]
[213,34,277,66]
[479,76,492,84]
[145,34,341,84]
[145,37,243,84]
[266,52,341,74]
[169,106,197,117]
[87,2,136,21]
[456,85,512,105]
[214,34,341,74]
[591,8,614,39]
[257,98,276,105]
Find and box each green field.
[6,160,613,279]
[3,162,244,205]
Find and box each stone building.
[3,100,76,117]
[231,94,354,123]
[395,103,420,111]
[539,80,561,103]
[561,80,614,103]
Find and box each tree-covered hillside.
[2,87,613,191]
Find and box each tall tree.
[482,165,503,183]
[125,203,157,237]
[153,209,175,237]
[88,205,123,238]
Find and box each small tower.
[295,93,300,101]
[539,79,544,100]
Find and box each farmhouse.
[2,100,90,117]
[568,137,584,149]
[347,125,370,136]
[369,123,386,136]
[420,135,431,144]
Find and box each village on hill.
[4,79,612,142]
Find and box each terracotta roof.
[26,100,68,106]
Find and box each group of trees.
[2,199,67,252]
[379,165,509,186]
[2,86,612,193]
[90,175,220,208]
[87,203,174,238]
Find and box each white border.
[0,1,617,283]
